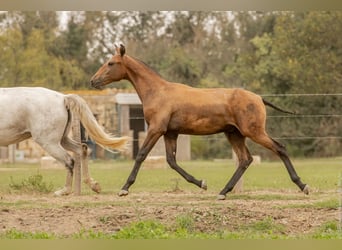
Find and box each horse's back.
[0,87,66,116]
[0,87,68,145]
[165,84,264,111]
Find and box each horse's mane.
[131,56,163,78]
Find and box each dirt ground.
[0,190,339,237]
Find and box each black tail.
[262,99,296,115]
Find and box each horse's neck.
[125,56,166,102]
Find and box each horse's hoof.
[118,189,129,197]
[303,185,310,195]
[54,190,63,196]
[217,194,226,200]
[54,188,71,196]
[201,180,207,190]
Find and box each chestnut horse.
[90,44,309,200]
[0,87,128,195]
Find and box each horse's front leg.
[81,143,101,193]
[164,132,207,190]
[118,128,163,196]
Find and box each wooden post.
[71,115,82,195]
[232,150,243,193]
[8,144,16,164]
[81,142,89,182]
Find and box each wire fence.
[261,93,342,97]
[120,93,342,158]
[127,93,342,141]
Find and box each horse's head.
[90,44,127,89]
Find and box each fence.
[124,93,342,159]
[2,93,342,161]
[0,92,340,195]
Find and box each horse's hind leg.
[218,128,253,200]
[62,136,101,193]
[81,143,101,193]
[250,133,309,194]
[55,167,74,196]
[164,132,206,190]
[37,142,75,196]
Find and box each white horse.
[0,87,129,195]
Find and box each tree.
[248,12,342,157]
[0,28,24,85]
[0,11,340,157]
[0,12,86,90]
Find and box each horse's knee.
[136,149,149,163]
[166,153,176,166]
[247,154,253,165]
[237,154,253,169]
[240,159,253,169]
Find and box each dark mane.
[131,56,163,78]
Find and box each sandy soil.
[0,190,338,237]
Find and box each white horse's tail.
[64,94,129,151]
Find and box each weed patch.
[113,220,169,239]
[9,173,54,194]
[311,221,342,239]
[1,229,56,239]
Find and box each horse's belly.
[168,116,228,135]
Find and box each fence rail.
[261,93,342,97]
[129,93,342,144]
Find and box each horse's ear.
[119,44,126,57]
[114,44,120,55]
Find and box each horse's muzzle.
[90,79,103,89]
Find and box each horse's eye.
[108,62,114,66]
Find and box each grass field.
[0,157,341,239]
[1,157,340,194]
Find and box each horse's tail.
[64,94,129,151]
[262,99,296,115]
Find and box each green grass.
[3,218,340,239]
[0,158,341,239]
[311,221,342,239]
[102,157,337,194]
[1,229,57,239]
[0,157,341,195]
